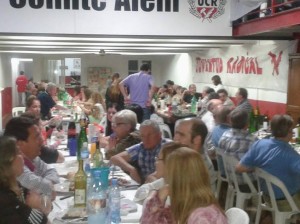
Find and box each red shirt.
[15,75,28,92]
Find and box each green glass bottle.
[77,123,88,160]
[74,159,87,207]
[249,109,256,133]
[190,96,197,114]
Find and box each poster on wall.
[87,67,112,97]
[192,41,297,93]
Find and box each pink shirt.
[140,191,228,224]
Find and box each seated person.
[141,147,227,224]
[217,88,235,109]
[174,118,217,191]
[134,142,185,205]
[26,95,61,136]
[104,109,141,159]
[89,104,104,124]
[171,85,183,105]
[37,82,66,120]
[0,136,49,223]
[110,120,170,184]
[4,117,60,199]
[20,112,65,164]
[102,103,122,136]
[182,84,201,104]
[236,114,300,210]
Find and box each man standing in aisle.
[15,70,28,106]
[119,63,155,121]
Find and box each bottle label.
[74,189,86,205]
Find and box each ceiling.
[0,33,284,56]
[0,9,298,56]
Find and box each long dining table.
[47,149,143,223]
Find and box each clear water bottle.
[109,178,121,224]
[87,169,108,224]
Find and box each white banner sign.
[192,41,297,93]
[0,0,231,36]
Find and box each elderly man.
[4,117,59,199]
[111,120,169,184]
[233,87,252,114]
[37,82,66,120]
[236,114,300,210]
[105,109,141,159]
[174,117,217,191]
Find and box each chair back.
[12,107,26,117]
[226,207,250,224]
[255,168,299,212]
[223,154,257,194]
[150,114,164,125]
[159,123,172,139]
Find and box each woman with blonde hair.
[80,90,105,117]
[0,136,49,223]
[141,147,227,224]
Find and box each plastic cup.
[90,167,110,189]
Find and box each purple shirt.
[121,72,153,108]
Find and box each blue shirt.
[127,139,170,179]
[211,124,231,147]
[240,138,300,199]
[38,91,55,119]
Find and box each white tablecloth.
[48,157,142,223]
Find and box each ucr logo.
[188,0,227,22]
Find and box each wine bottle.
[77,122,88,160]
[92,145,103,168]
[74,159,87,207]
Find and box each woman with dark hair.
[104,102,122,136]
[0,136,49,224]
[105,77,124,109]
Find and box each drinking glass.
[41,194,52,215]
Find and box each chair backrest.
[150,114,164,125]
[226,207,250,224]
[255,168,299,212]
[159,123,172,139]
[12,107,26,117]
[223,153,257,194]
